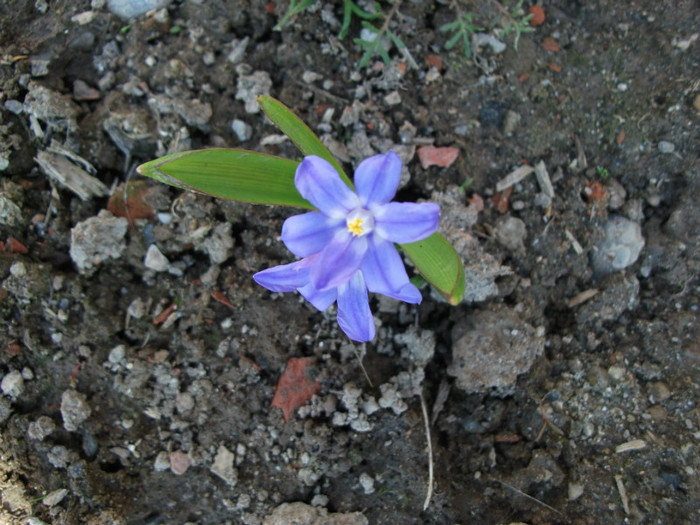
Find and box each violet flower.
[254,152,439,342]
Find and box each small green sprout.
[596,166,610,180]
[440,11,481,59]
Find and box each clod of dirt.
[60,389,91,432]
[262,502,368,525]
[1,370,24,399]
[69,210,128,274]
[591,215,645,276]
[448,307,544,396]
[495,215,528,252]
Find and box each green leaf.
[137,149,313,209]
[256,95,353,188]
[400,233,465,305]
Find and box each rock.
[591,215,644,277]
[73,79,100,101]
[231,119,252,141]
[42,488,68,507]
[658,141,675,154]
[147,94,212,131]
[0,192,24,226]
[235,70,272,114]
[263,502,368,525]
[495,216,527,252]
[60,390,91,431]
[107,0,171,19]
[359,473,375,494]
[23,82,80,130]
[144,244,169,272]
[448,307,544,396]
[169,450,191,475]
[70,210,128,274]
[511,450,565,493]
[648,382,671,404]
[199,222,234,264]
[28,416,57,441]
[1,370,24,399]
[210,445,238,487]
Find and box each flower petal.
[253,260,309,292]
[373,202,440,243]
[295,156,360,218]
[383,282,422,303]
[309,231,368,291]
[299,282,337,311]
[281,211,342,257]
[337,271,375,342]
[354,151,402,206]
[361,237,420,303]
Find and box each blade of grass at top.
[137,149,314,209]
[400,233,465,305]
[256,95,353,188]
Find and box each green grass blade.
[137,149,313,209]
[256,95,353,188]
[400,233,465,305]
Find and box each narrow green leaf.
[256,95,353,188]
[400,233,465,305]
[137,149,313,209]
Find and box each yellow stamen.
[347,218,365,237]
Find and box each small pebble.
[231,119,252,141]
[648,382,671,404]
[144,244,170,272]
[42,488,68,507]
[60,389,91,432]
[658,141,675,153]
[1,370,24,399]
[359,472,375,494]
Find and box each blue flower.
[254,151,440,342]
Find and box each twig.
[614,475,630,514]
[350,341,373,387]
[294,80,349,105]
[494,478,563,516]
[420,392,434,511]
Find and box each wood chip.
[615,439,647,453]
[495,165,534,192]
[568,289,599,307]
[534,160,554,198]
[35,150,109,201]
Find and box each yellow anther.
[347,218,365,237]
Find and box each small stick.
[494,479,563,516]
[350,341,373,387]
[420,392,434,511]
[614,475,630,514]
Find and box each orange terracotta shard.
[271,357,320,421]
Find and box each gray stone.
[231,119,252,141]
[495,216,527,252]
[1,370,24,399]
[60,389,91,432]
[70,210,128,274]
[144,244,170,272]
[448,307,544,396]
[235,71,272,114]
[591,215,644,277]
[263,502,368,525]
[210,445,238,487]
[107,0,171,19]
[42,488,68,507]
[28,416,57,441]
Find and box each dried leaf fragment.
[271,357,320,421]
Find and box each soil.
[1,1,699,524]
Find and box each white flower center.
[345,208,374,237]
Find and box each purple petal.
[373,202,440,244]
[337,271,375,342]
[354,151,402,206]
[295,156,360,218]
[299,282,337,311]
[281,211,342,257]
[381,282,422,303]
[309,231,368,291]
[253,260,309,292]
[361,237,419,302]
